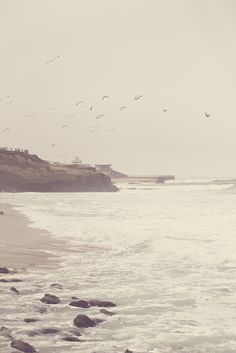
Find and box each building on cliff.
[0,147,29,155]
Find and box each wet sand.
[0,204,61,269]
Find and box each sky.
[0,0,236,177]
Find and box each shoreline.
[0,203,62,269]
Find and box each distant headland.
[0,148,118,192]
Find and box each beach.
[1,182,236,353]
[0,204,59,269]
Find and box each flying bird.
[204,112,211,118]
[134,95,143,100]
[76,100,84,106]
[0,95,10,102]
[46,54,61,64]
[102,96,110,100]
[120,106,127,111]
[96,114,104,119]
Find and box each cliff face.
[0,151,118,192]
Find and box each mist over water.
[1,179,236,353]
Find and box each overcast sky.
[0,0,236,177]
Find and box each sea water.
[1,179,236,353]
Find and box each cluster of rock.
[0,267,133,353]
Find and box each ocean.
[1,179,236,353]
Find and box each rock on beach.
[69,300,90,308]
[74,314,98,328]
[40,294,60,304]
[10,339,37,353]
[0,267,10,273]
[88,299,116,307]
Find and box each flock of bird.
[59,95,145,131]
[0,54,212,139]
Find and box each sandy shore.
[0,204,62,269]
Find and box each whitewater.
[1,179,236,353]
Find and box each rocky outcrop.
[0,267,10,274]
[69,300,90,308]
[24,318,39,323]
[88,299,116,307]
[10,287,20,295]
[10,339,37,353]
[0,150,118,192]
[100,309,115,316]
[74,314,98,328]
[40,294,60,304]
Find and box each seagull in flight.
[134,95,143,100]
[96,114,104,119]
[102,96,110,100]
[75,100,84,106]
[0,95,10,102]
[204,112,211,118]
[46,55,61,64]
[120,106,127,111]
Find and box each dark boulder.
[28,328,60,337]
[24,318,39,323]
[11,340,37,353]
[0,278,23,283]
[40,293,60,304]
[62,336,81,342]
[0,326,13,340]
[74,314,97,328]
[69,300,90,308]
[0,267,10,273]
[88,299,116,307]
[10,286,19,293]
[100,309,115,316]
[41,328,60,335]
[50,283,63,290]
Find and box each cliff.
[0,150,118,192]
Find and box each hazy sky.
[1,0,236,177]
